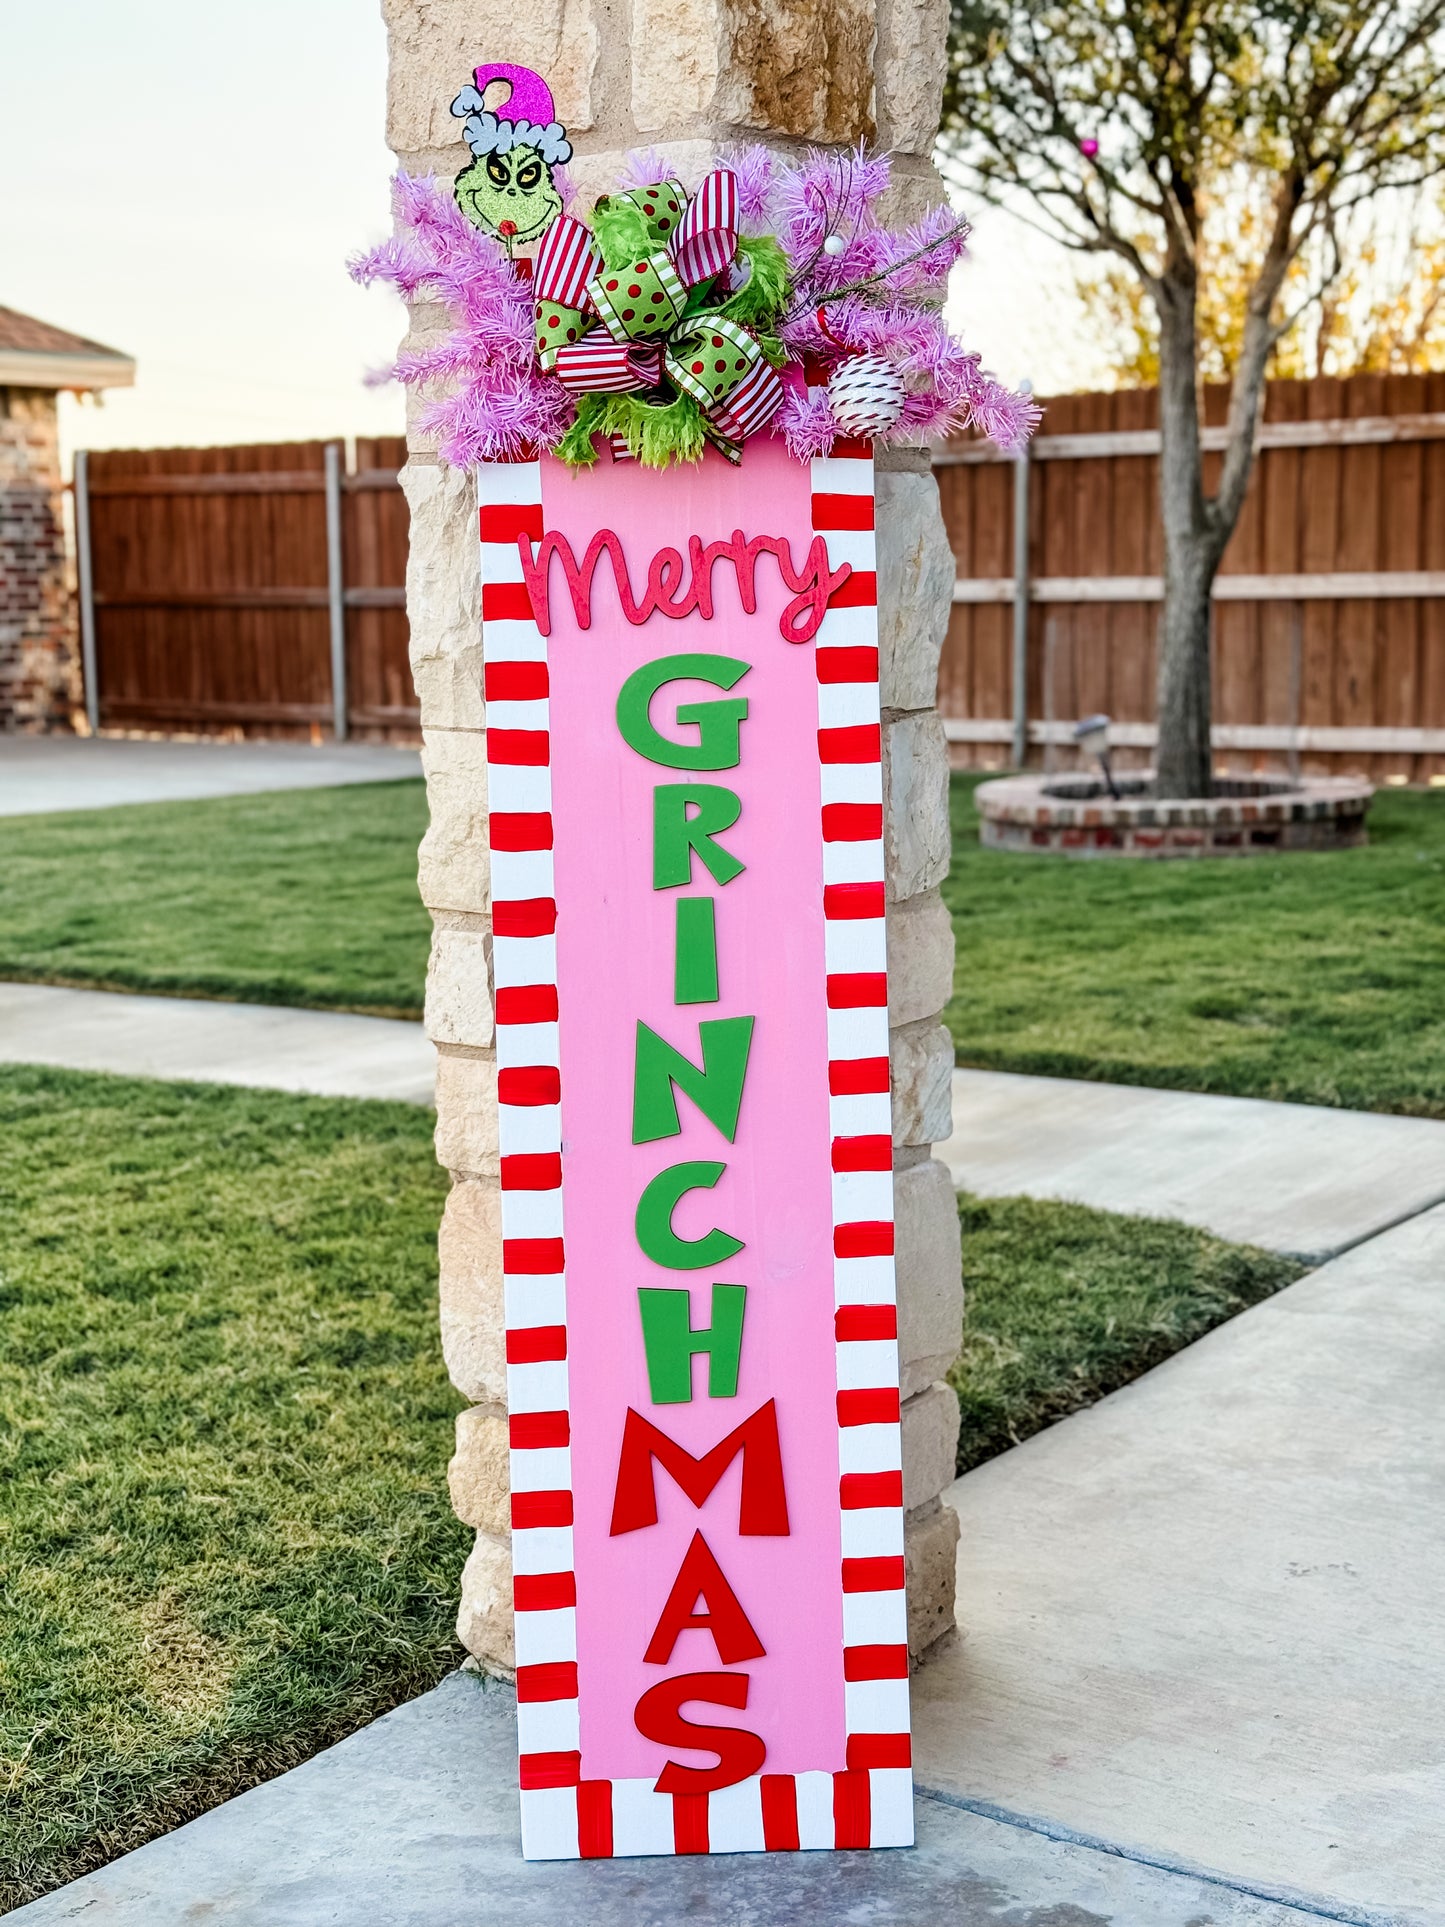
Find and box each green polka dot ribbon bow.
[531,171,786,463]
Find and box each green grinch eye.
[516,159,542,190]
[485,153,510,187]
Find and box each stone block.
[420,728,491,915]
[435,1049,500,1180]
[904,1496,960,1658]
[895,1155,962,1397]
[631,0,876,142]
[426,927,494,1050]
[891,1016,954,1147]
[876,468,956,714]
[448,1403,510,1536]
[438,1177,505,1401]
[384,0,599,158]
[400,464,484,732]
[901,1379,960,1512]
[457,1527,515,1675]
[883,710,951,901]
[887,888,955,1030]
[876,0,949,154]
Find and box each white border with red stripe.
[479,432,911,1860]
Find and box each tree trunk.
[1153,269,1222,800]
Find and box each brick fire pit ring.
[975,772,1375,857]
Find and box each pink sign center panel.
[545,440,846,1780]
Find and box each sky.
[1,2,1098,470]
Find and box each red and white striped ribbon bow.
[670,169,739,288]
[533,215,602,310]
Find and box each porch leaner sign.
[481,428,912,1860]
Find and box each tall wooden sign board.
[481,427,912,1859]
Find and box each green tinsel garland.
[555,391,710,469]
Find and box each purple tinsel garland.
[351,150,1039,468]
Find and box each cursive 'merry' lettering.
[517,527,852,646]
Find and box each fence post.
[324,442,348,742]
[1011,383,1032,769]
[74,449,100,735]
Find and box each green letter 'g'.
[616,654,751,770]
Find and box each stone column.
[384,0,962,1671]
[0,388,76,732]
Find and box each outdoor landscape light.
[1073,712,1120,797]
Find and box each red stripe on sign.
[816,645,879,685]
[516,1660,578,1703]
[760,1773,801,1851]
[835,1221,895,1258]
[479,502,544,544]
[844,1642,910,1681]
[493,898,557,937]
[486,728,550,766]
[827,972,888,1009]
[828,570,878,608]
[489,811,553,852]
[514,1570,577,1612]
[824,881,885,921]
[511,1488,574,1529]
[837,1387,900,1427]
[812,491,875,531]
[831,437,873,460]
[500,1152,562,1191]
[829,1055,889,1095]
[842,1555,906,1593]
[822,802,883,843]
[832,1134,892,1172]
[498,1065,561,1107]
[484,660,549,701]
[505,1324,567,1364]
[504,1237,565,1275]
[495,984,558,1026]
[672,1793,709,1855]
[836,1304,896,1342]
[578,1780,614,1858]
[833,1769,872,1850]
[519,1749,580,1789]
[818,723,881,763]
[847,1732,912,1770]
[509,1408,569,1449]
[482,581,535,622]
[841,1470,904,1510]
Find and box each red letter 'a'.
[644,1530,766,1666]
[609,1400,789,1538]
[634,1672,767,1795]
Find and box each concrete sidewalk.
[940,1066,1445,1260]
[915,1198,1445,1927]
[0,983,434,1105]
[0,735,420,816]
[7,1673,1334,1927]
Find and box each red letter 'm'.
[609,1399,789,1537]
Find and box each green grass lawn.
[0,1066,462,1912]
[945,777,1445,1117]
[949,1193,1302,1474]
[6,772,1443,1113]
[0,782,430,1019]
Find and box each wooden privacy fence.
[74,438,414,740]
[75,380,1445,777]
[936,373,1445,783]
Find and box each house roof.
[0,303,135,392]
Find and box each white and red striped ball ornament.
[827,353,905,437]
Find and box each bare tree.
[944,2,1445,797]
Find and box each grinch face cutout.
[451,63,570,247]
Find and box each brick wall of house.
[0,387,78,731]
